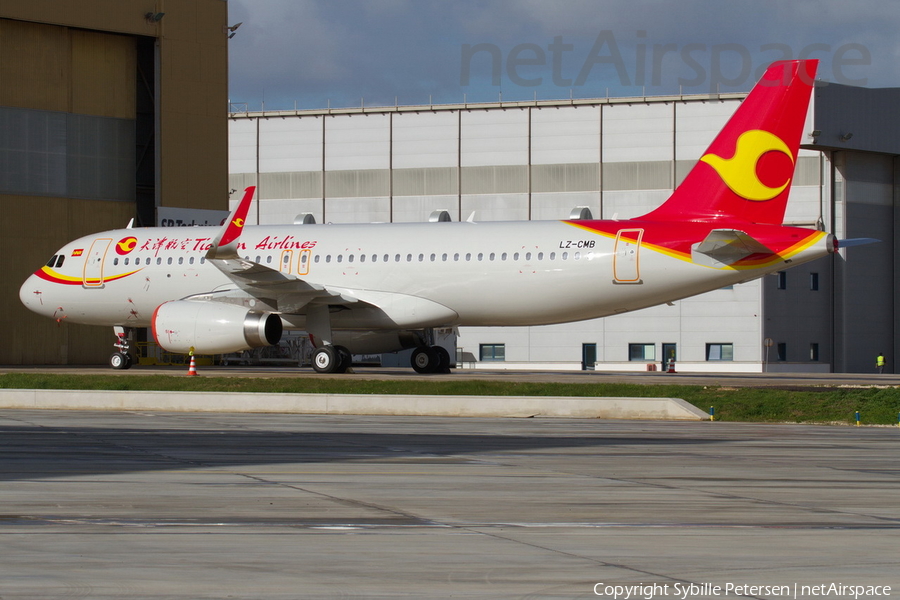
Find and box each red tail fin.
[642,59,817,225]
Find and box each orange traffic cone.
[186,353,198,376]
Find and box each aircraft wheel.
[433,346,451,373]
[411,346,439,374]
[334,345,352,373]
[110,352,132,370]
[312,346,339,373]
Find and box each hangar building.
[0,0,228,365]
[229,83,900,374]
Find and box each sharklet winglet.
[206,186,256,260]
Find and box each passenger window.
[501,252,507,261]
[406,254,412,262]
[550,252,556,260]
[466,253,471,261]
[454,253,460,261]
[562,252,568,260]
[525,252,532,261]
[348,255,354,263]
[537,252,543,260]
[514,252,520,260]
[326,255,332,263]
[337,255,343,263]
[190,257,195,265]
[430,253,436,262]
[157,258,162,265]
[113,258,119,266]
[395,254,401,262]
[418,253,424,262]
[442,253,448,261]
[360,254,366,263]
[574,251,581,260]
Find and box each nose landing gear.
[110,326,134,370]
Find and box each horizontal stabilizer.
[836,238,880,248]
[692,229,774,268]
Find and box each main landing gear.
[411,345,451,374]
[312,345,352,374]
[110,326,134,370]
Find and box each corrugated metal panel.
[393,111,459,169]
[392,167,457,196]
[602,103,674,163]
[675,99,740,160]
[532,163,599,193]
[325,114,391,171]
[325,169,390,198]
[461,165,527,194]
[461,109,528,167]
[793,156,821,187]
[531,106,600,165]
[0,19,69,111]
[258,171,321,199]
[229,173,258,194]
[602,161,673,191]
[259,116,323,173]
[70,29,136,119]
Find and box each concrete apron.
[0,389,707,420]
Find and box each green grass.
[1,373,899,425]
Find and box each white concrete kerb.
[0,389,708,420]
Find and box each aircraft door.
[298,249,311,275]
[613,228,643,284]
[279,250,294,274]
[83,238,112,288]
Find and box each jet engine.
[151,300,282,355]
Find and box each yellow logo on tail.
[700,130,793,201]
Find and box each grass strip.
[1,373,899,425]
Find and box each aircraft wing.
[201,187,355,309]
[691,229,775,268]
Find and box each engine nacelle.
[152,300,283,354]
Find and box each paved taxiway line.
[0,388,708,419]
[0,410,897,599]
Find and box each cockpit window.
[46,255,64,268]
[46,255,57,267]
[56,255,64,268]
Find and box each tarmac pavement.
[0,410,897,599]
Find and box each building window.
[706,343,734,361]
[776,271,787,289]
[810,343,820,361]
[628,343,656,361]
[480,344,505,362]
[777,343,787,361]
[810,272,819,291]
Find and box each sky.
[226,0,900,111]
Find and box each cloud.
[227,0,900,110]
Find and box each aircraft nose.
[19,273,47,315]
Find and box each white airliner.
[19,59,850,373]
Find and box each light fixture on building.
[840,132,853,142]
[225,22,242,38]
[144,12,165,23]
